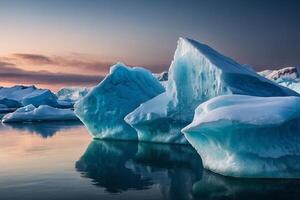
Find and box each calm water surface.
[1,122,300,200]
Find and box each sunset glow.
[0,0,299,91]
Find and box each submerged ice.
[125,38,298,144]
[182,95,300,178]
[74,63,165,140]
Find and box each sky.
[0,0,299,91]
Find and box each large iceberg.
[182,95,300,178]
[259,66,300,94]
[74,63,165,140]
[2,104,78,123]
[125,38,299,144]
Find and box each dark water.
[1,123,300,200]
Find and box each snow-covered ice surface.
[2,104,77,123]
[57,87,90,103]
[259,67,300,94]
[125,38,299,144]
[182,95,300,178]
[74,63,165,141]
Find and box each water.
[1,122,300,200]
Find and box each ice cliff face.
[182,95,300,178]
[125,38,299,144]
[74,63,165,140]
[166,38,298,120]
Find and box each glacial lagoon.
[1,123,300,200]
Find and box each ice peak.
[175,37,246,74]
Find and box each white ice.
[182,95,300,178]
[2,104,77,123]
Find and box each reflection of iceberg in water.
[75,140,152,193]
[192,170,300,200]
[131,143,202,200]
[76,140,202,199]
[76,140,300,199]
[3,121,83,138]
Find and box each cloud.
[13,53,54,65]
[52,56,112,73]
[11,53,113,74]
[0,53,168,91]
[0,61,103,86]
[10,53,169,74]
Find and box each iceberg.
[0,98,21,113]
[57,87,90,103]
[0,85,71,108]
[2,104,78,123]
[74,63,165,140]
[259,67,300,94]
[259,66,299,81]
[182,95,300,178]
[0,85,39,102]
[21,89,60,107]
[153,71,168,81]
[125,38,299,144]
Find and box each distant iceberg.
[259,66,300,94]
[57,87,90,103]
[125,38,299,144]
[182,95,300,178]
[74,63,165,141]
[0,85,72,109]
[22,89,60,107]
[0,98,21,113]
[2,104,77,123]
[153,71,168,81]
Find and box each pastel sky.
[0,0,299,91]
